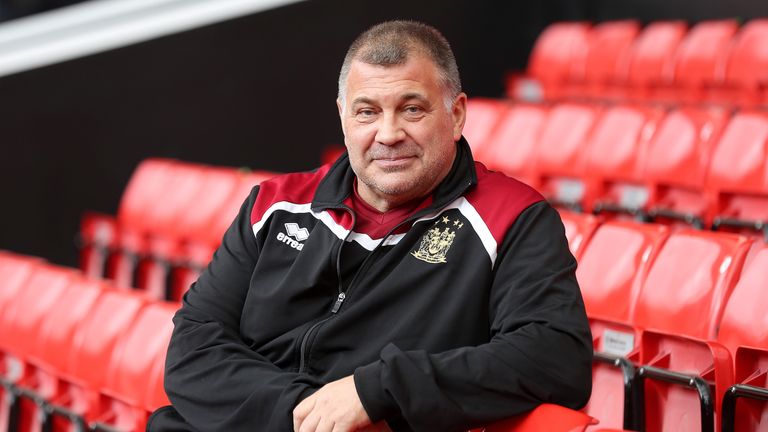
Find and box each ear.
[336,98,346,136]
[451,92,467,142]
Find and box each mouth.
[372,156,416,170]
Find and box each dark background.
[1,0,767,266]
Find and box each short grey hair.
[338,20,462,112]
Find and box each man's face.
[338,54,466,210]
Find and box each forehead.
[344,55,444,102]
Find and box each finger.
[316,418,334,432]
[293,397,316,431]
[299,410,321,432]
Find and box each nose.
[374,112,406,146]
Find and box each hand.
[293,375,373,432]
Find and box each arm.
[353,202,593,431]
[164,187,322,432]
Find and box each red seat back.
[578,221,669,326]
[717,248,768,355]
[671,20,738,88]
[0,265,76,358]
[582,20,641,85]
[625,21,688,88]
[463,98,508,155]
[558,210,600,260]
[632,229,750,339]
[536,103,601,207]
[722,19,768,90]
[527,22,591,85]
[0,252,39,319]
[480,104,547,186]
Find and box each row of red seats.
[0,252,598,431]
[560,210,767,432]
[463,98,768,242]
[79,159,276,301]
[0,252,176,432]
[508,19,768,106]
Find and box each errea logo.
[276,223,308,250]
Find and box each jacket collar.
[311,137,477,213]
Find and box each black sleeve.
[163,187,322,432]
[353,201,593,432]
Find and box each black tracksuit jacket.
[156,139,593,432]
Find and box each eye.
[354,107,378,122]
[403,105,425,118]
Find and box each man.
[149,20,592,432]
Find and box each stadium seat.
[92,302,178,432]
[42,290,148,431]
[12,277,104,432]
[651,20,738,103]
[717,249,768,432]
[106,158,179,289]
[0,264,76,432]
[135,166,240,299]
[562,20,641,99]
[463,98,508,156]
[471,403,597,432]
[507,22,591,101]
[536,102,602,211]
[706,19,768,106]
[577,221,669,430]
[622,21,688,101]
[478,103,547,188]
[632,230,751,432]
[707,111,768,241]
[558,210,600,260]
[587,104,664,217]
[644,107,729,228]
[0,252,39,320]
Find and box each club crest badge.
[411,216,463,264]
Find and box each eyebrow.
[350,93,430,108]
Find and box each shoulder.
[463,162,545,244]
[249,164,332,225]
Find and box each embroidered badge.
[411,217,463,264]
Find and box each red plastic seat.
[558,210,600,260]
[706,111,768,240]
[536,103,601,210]
[586,104,664,216]
[463,98,508,156]
[633,230,751,432]
[0,252,39,319]
[93,302,178,432]
[13,277,104,432]
[471,403,597,432]
[507,22,591,101]
[479,103,548,188]
[43,290,148,431]
[652,20,739,103]
[562,20,641,99]
[577,221,669,430]
[106,159,179,288]
[706,19,768,106]
[136,166,240,299]
[623,21,688,100]
[78,212,118,279]
[644,107,729,228]
[716,248,768,431]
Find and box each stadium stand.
[7,15,768,432]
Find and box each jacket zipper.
[298,206,356,373]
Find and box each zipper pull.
[331,292,346,313]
